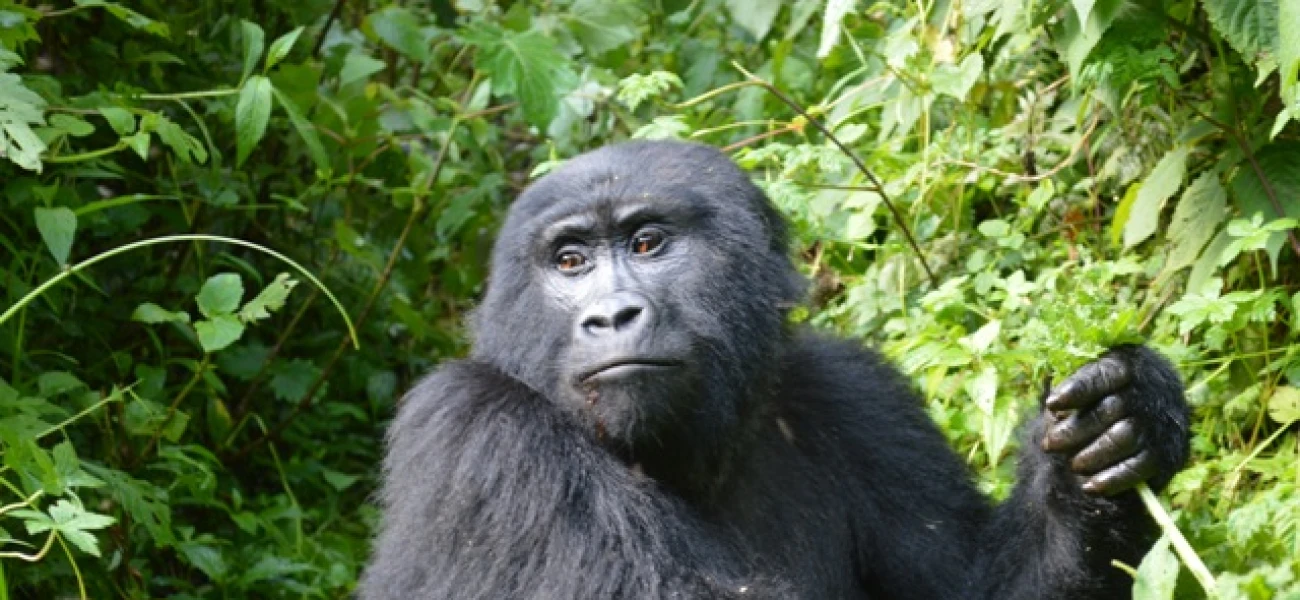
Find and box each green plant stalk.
[1136,483,1218,597]
[0,234,358,348]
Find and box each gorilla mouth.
[579,358,683,382]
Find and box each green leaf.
[565,0,644,56]
[196,273,245,318]
[365,6,430,62]
[238,273,298,323]
[34,207,76,265]
[144,113,207,164]
[235,75,273,166]
[270,359,322,403]
[461,24,579,128]
[38,371,85,397]
[1282,0,1300,99]
[1229,142,1300,274]
[48,114,94,137]
[1057,0,1123,78]
[0,72,48,172]
[1267,385,1300,425]
[1131,535,1179,600]
[726,0,781,41]
[631,115,691,140]
[179,542,227,582]
[122,131,151,159]
[72,1,169,37]
[1187,228,1231,294]
[1201,0,1278,63]
[817,0,854,57]
[616,71,683,111]
[271,87,329,171]
[98,106,136,135]
[265,26,304,71]
[931,53,984,101]
[1164,172,1228,274]
[239,20,265,83]
[195,314,246,354]
[1124,146,1189,248]
[131,302,191,324]
[339,51,386,87]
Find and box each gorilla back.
[360,141,1190,600]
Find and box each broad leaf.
[131,302,191,324]
[1057,0,1123,77]
[1282,0,1300,99]
[1229,141,1300,273]
[1131,535,1179,600]
[196,273,245,318]
[1164,172,1228,274]
[195,314,245,354]
[1124,146,1189,248]
[1201,0,1278,62]
[365,6,430,62]
[239,20,265,83]
[339,51,386,88]
[565,0,644,56]
[725,0,781,41]
[34,207,76,265]
[461,24,579,128]
[235,75,273,166]
[932,53,984,101]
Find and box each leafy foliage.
[0,0,1296,598]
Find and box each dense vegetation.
[0,0,1296,597]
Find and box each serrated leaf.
[48,114,94,137]
[1229,141,1300,273]
[461,24,579,128]
[1124,146,1189,248]
[195,314,245,353]
[38,371,85,397]
[265,26,304,71]
[0,72,48,172]
[1057,0,1123,78]
[131,302,191,324]
[565,0,644,56]
[34,207,76,265]
[98,106,135,135]
[239,20,265,83]
[196,273,244,318]
[235,75,273,166]
[1187,228,1231,294]
[1164,172,1228,274]
[271,87,328,171]
[1201,0,1278,63]
[179,542,227,582]
[726,0,781,41]
[366,6,430,62]
[270,359,321,403]
[73,1,169,37]
[1282,0,1300,98]
[238,273,298,323]
[145,113,207,164]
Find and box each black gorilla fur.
[360,141,1190,599]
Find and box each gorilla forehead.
[500,141,784,248]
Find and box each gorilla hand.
[1040,345,1191,496]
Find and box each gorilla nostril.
[612,305,642,330]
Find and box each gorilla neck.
[624,366,782,505]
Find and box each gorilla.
[360,140,1190,599]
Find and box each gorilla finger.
[1070,418,1140,474]
[1042,395,1126,453]
[1081,450,1158,496]
[1045,356,1131,412]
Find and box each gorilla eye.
[555,250,587,273]
[631,230,665,255]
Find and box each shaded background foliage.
[0,0,1297,597]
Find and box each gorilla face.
[471,142,805,449]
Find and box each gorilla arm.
[358,360,783,600]
[840,344,1188,599]
[968,344,1190,599]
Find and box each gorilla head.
[471,141,805,457]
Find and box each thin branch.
[730,62,937,287]
[312,0,347,57]
[937,113,1101,184]
[231,122,460,460]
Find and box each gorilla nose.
[578,292,653,338]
